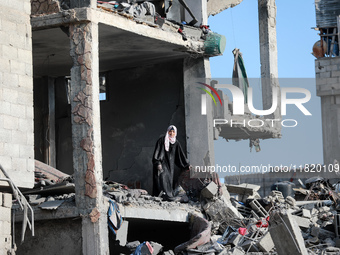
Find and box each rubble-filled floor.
[10,161,340,254]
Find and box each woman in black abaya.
[152,125,190,201]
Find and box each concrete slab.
[39,200,65,210]
[269,210,308,255]
[116,220,128,246]
[119,204,203,222]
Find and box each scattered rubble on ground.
[13,161,340,254]
[106,175,340,255]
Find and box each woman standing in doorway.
[152,125,191,201]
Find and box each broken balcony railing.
[0,164,34,243]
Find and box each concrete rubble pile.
[14,162,340,254]
[107,175,340,255]
[13,161,76,212]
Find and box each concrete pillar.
[183,57,215,168]
[258,0,281,120]
[69,22,109,255]
[315,57,340,165]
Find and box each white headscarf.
[165,125,177,151]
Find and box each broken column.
[269,210,308,255]
[69,21,109,254]
[183,57,215,168]
[258,0,281,120]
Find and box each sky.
[207,0,322,177]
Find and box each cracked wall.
[100,60,186,194]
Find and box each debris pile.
[15,161,340,254]
[108,175,340,255]
[13,161,76,211]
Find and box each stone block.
[18,118,31,132]
[201,182,218,198]
[203,198,243,226]
[150,241,163,255]
[19,144,34,159]
[17,49,32,65]
[3,88,18,103]
[2,45,18,60]
[332,70,340,77]
[25,63,32,77]
[0,156,12,171]
[0,101,11,115]
[319,71,331,78]
[327,77,339,84]
[0,57,10,73]
[4,143,19,158]
[126,241,140,252]
[3,115,18,130]
[0,192,2,205]
[12,158,26,172]
[326,65,339,72]
[302,209,311,218]
[258,231,275,252]
[292,215,310,229]
[249,200,268,217]
[11,103,26,118]
[1,220,11,235]
[229,247,245,255]
[292,209,311,219]
[116,220,128,246]
[2,193,12,208]
[0,206,11,222]
[26,105,33,119]
[18,75,33,91]
[331,57,340,65]
[11,130,27,144]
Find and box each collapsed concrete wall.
[0,0,34,188]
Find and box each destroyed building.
[0,0,303,254]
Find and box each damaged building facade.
[0,0,290,254]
